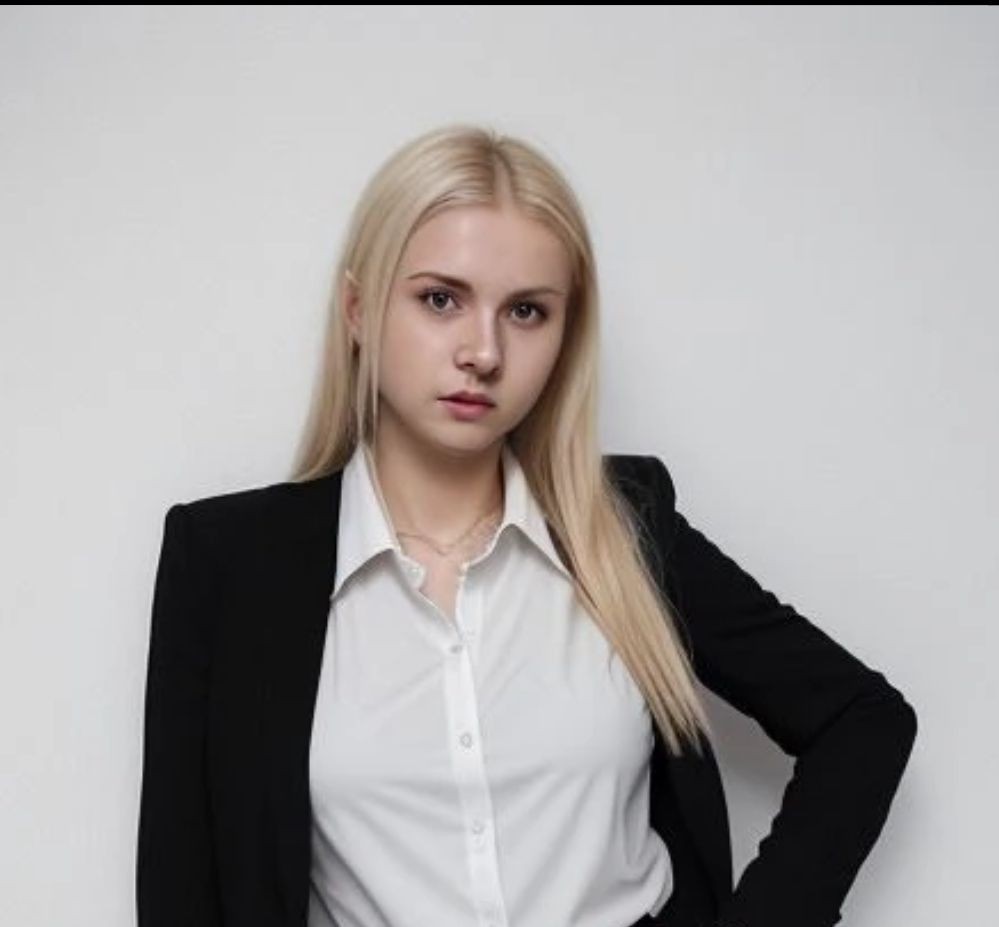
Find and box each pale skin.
[341,199,572,620]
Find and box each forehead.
[400,204,570,284]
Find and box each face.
[346,202,572,462]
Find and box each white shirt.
[308,441,672,927]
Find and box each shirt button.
[459,732,473,748]
[471,819,485,834]
[449,642,464,654]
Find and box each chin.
[429,430,502,457]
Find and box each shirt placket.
[395,543,507,927]
[442,570,508,927]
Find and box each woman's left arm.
[649,456,917,927]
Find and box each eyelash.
[416,287,549,324]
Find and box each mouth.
[439,397,495,419]
[440,393,496,407]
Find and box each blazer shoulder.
[604,452,680,562]
[166,471,341,546]
[604,452,677,511]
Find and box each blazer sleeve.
[648,456,917,927]
[136,503,222,926]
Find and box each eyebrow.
[405,271,566,299]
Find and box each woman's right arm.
[137,503,222,926]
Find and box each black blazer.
[136,454,917,927]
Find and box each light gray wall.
[2,6,994,925]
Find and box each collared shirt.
[308,441,672,927]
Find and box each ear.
[341,270,363,346]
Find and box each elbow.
[885,694,918,787]
[871,686,918,768]
[896,694,918,750]
[879,673,917,746]
[850,678,918,761]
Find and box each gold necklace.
[396,500,503,557]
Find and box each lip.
[439,398,495,421]
[442,390,495,406]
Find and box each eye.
[419,287,457,313]
[417,287,549,325]
[510,300,548,324]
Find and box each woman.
[136,124,917,927]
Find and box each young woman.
[136,125,917,927]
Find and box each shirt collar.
[332,441,571,599]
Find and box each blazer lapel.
[664,736,733,907]
[627,455,734,909]
[258,471,343,925]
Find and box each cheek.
[511,334,564,398]
[376,306,440,398]
[383,301,440,354]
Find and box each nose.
[456,310,502,377]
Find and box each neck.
[366,424,505,543]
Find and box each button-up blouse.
[308,441,672,927]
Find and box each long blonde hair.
[290,123,713,757]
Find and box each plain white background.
[1,6,995,925]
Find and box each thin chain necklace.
[396,499,504,557]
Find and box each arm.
[650,457,917,927]
[136,503,222,926]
